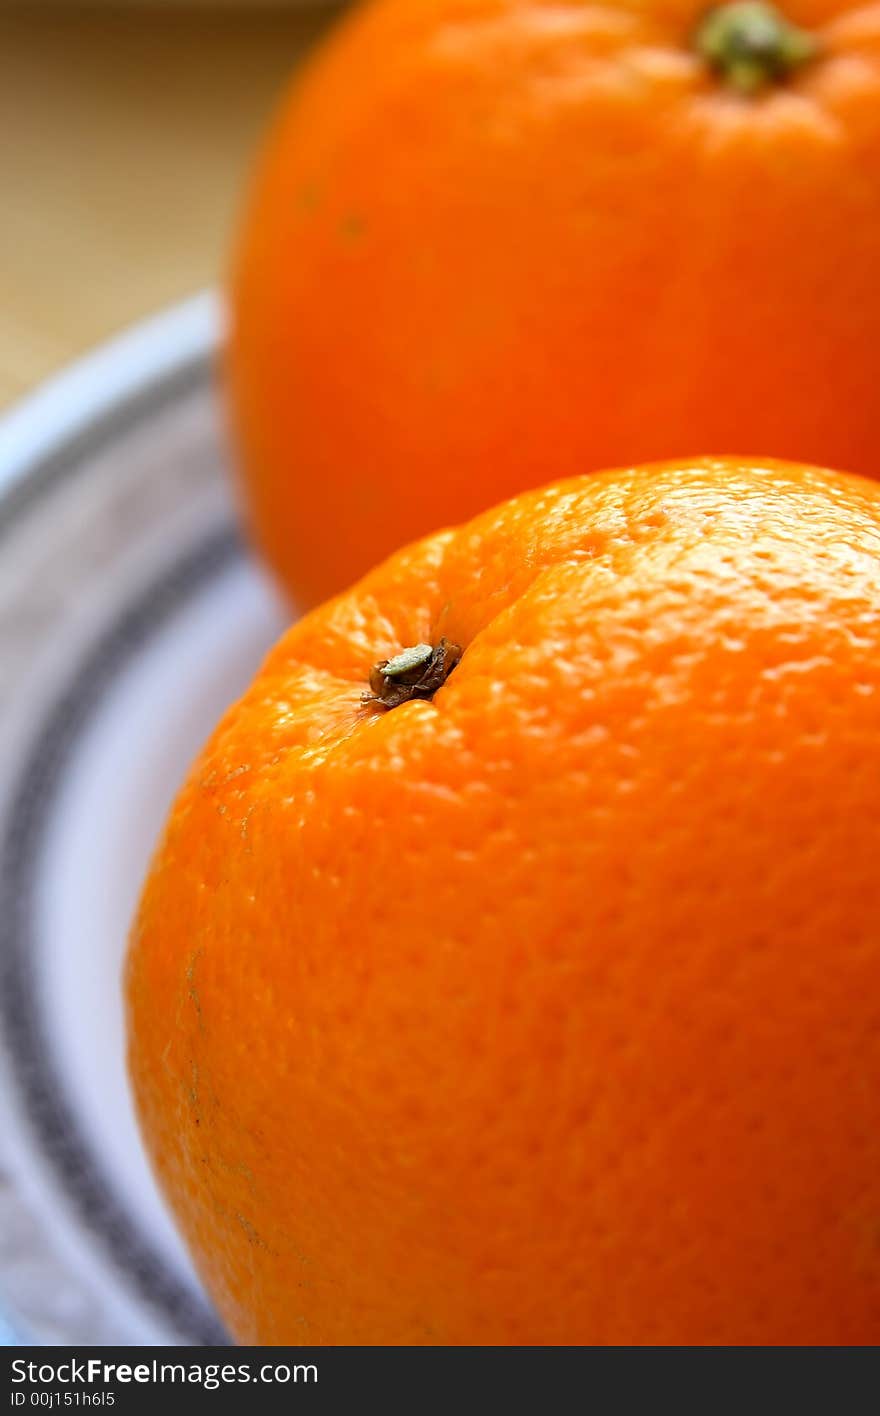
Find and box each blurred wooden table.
[0,7,340,408]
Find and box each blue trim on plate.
[0,527,237,1346]
[0,291,221,516]
[0,295,233,1345]
[0,1314,19,1345]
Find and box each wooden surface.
[0,8,341,409]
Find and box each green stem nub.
[364,638,462,711]
[695,2,819,94]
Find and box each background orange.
[230,0,880,608]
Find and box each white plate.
[0,293,289,1345]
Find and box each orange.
[229,0,880,609]
[128,457,880,1346]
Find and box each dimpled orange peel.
[128,458,880,1345]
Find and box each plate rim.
[0,530,238,1347]
[0,290,222,538]
[0,292,234,1345]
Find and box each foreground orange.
[128,458,880,1345]
[230,0,880,607]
